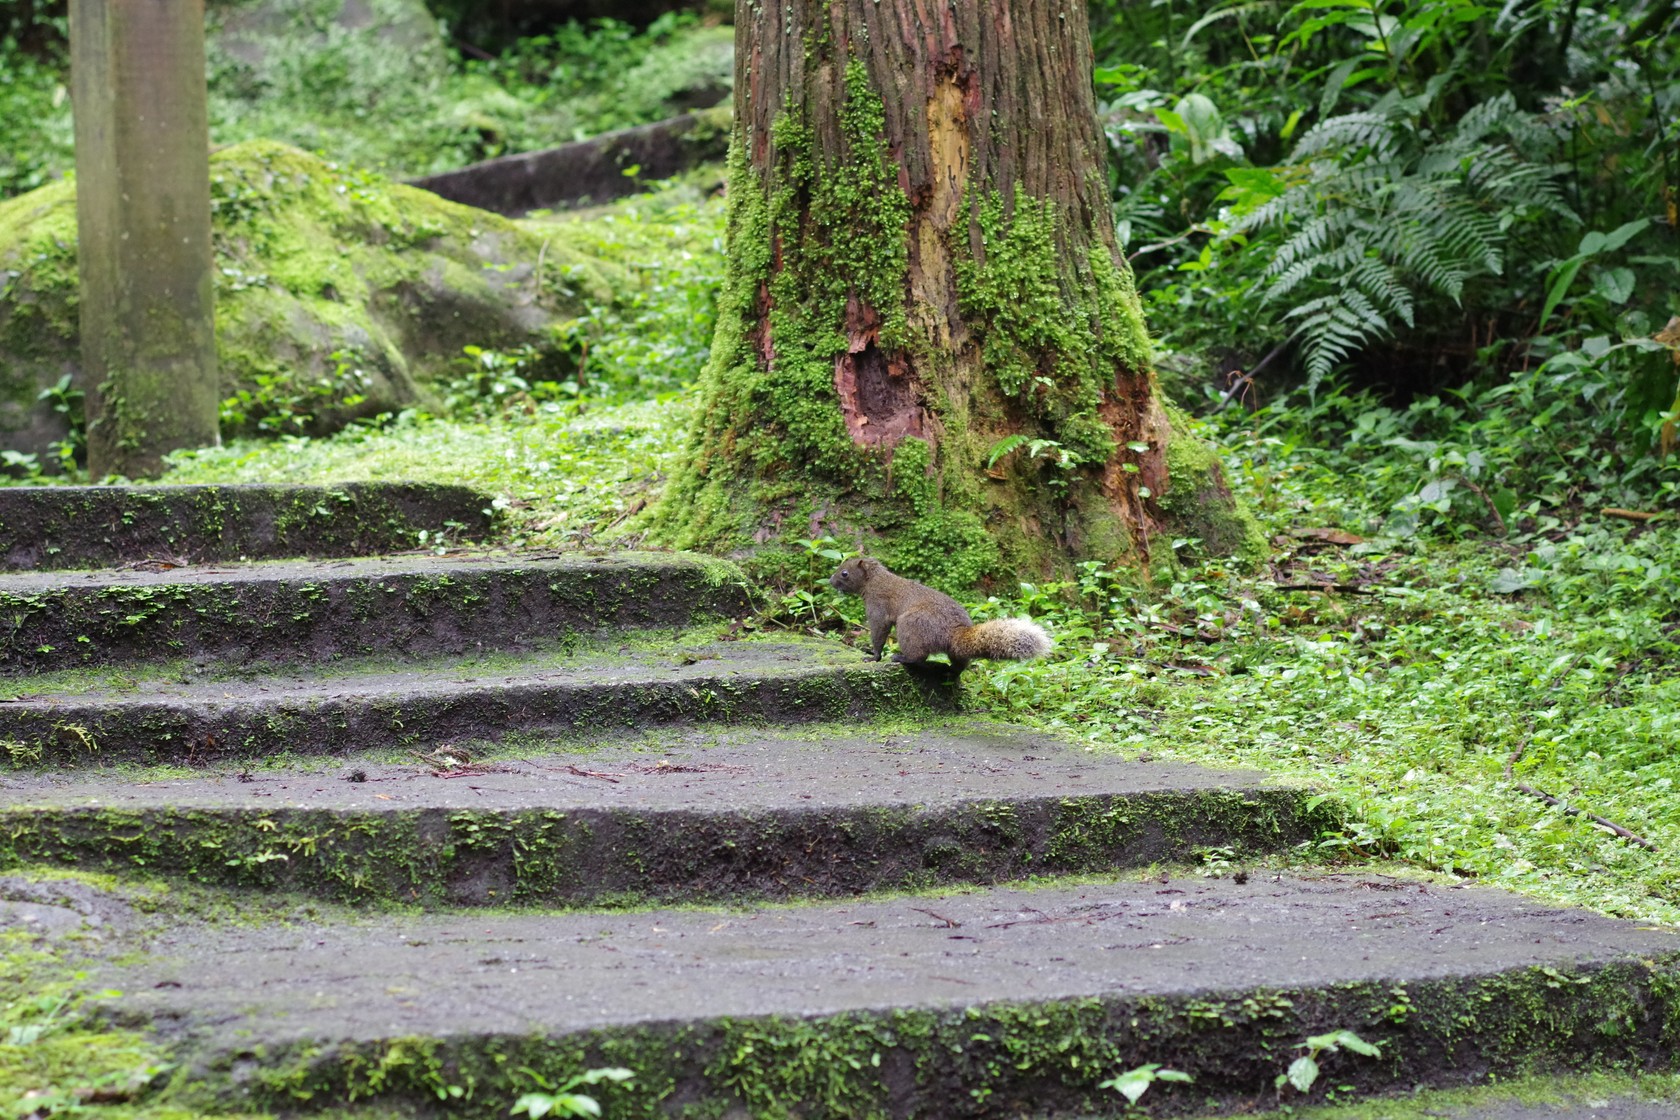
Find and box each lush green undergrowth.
[162,397,690,545]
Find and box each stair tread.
[0,548,722,593]
[1,724,1286,812]
[103,873,1678,1043]
[0,549,749,674]
[5,637,861,706]
[0,638,953,764]
[0,481,492,571]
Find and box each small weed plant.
[1100,1063,1193,1108]
[510,1066,635,1120]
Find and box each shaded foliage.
[1091,0,1679,495]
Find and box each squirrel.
[829,557,1051,673]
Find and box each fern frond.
[1285,290,1391,392]
[1435,205,1503,276]
[1263,209,1360,278]
[1348,255,1415,326]
[1292,112,1400,161]
[1453,92,1523,146]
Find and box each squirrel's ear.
[859,557,880,571]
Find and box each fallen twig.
[1211,341,1288,415]
[557,764,623,783]
[118,556,191,572]
[432,766,498,779]
[1602,507,1664,522]
[1504,741,1656,852]
[627,760,748,775]
[910,907,962,928]
[1456,476,1508,537]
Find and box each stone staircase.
[1,482,1676,1119]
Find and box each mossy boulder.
[0,139,615,458]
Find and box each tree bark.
[654,0,1259,587]
[71,0,220,478]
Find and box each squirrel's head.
[829,556,882,592]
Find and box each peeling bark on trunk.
[654,0,1260,588]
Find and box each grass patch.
[162,396,690,547]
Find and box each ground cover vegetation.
[2,0,1679,1115]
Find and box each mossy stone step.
[91,874,1680,1117]
[0,551,751,673]
[0,482,491,571]
[0,639,953,766]
[0,724,1327,905]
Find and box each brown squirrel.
[829,557,1051,672]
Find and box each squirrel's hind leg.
[891,609,939,663]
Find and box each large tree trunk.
[653,0,1260,588]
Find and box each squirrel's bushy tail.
[951,618,1052,662]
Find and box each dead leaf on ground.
[1288,527,1365,545]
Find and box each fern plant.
[1215,88,1571,391]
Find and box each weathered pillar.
[70,0,219,478]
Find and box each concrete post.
[70,0,219,478]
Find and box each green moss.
[154,954,1680,1116]
[954,189,1150,470]
[0,139,618,450]
[0,177,80,438]
[877,437,997,588]
[652,59,950,572]
[1160,403,1268,561]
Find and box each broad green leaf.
[1105,1068,1154,1104]
[1597,217,1651,254]
[1538,257,1586,331]
[1593,267,1635,305]
[1155,108,1188,135]
[1287,1054,1320,1092]
[512,1094,555,1120]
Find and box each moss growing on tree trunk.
[652,0,1260,591]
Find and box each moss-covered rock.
[0,139,617,457]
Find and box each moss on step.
[0,787,1327,908]
[169,957,1680,1118]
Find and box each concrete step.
[0,723,1325,905]
[0,482,491,571]
[0,551,751,673]
[91,873,1680,1117]
[0,638,954,766]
